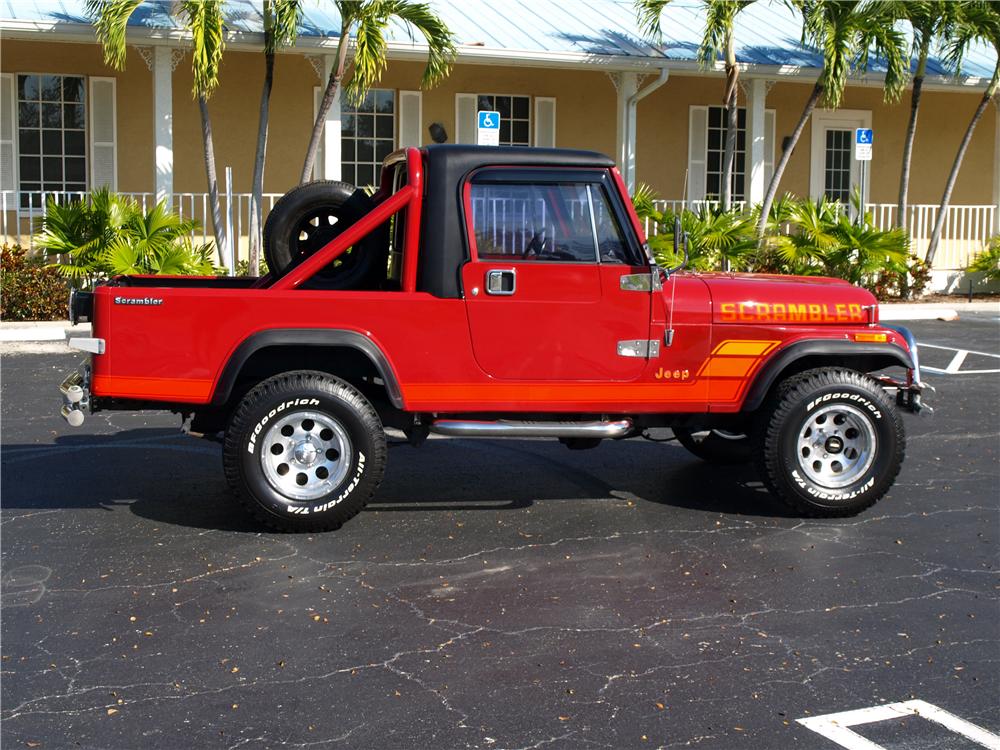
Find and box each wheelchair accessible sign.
[855,128,873,161]
[477,110,500,146]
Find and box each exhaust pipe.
[429,419,633,439]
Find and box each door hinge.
[617,339,661,358]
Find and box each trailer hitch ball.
[61,404,85,427]
[65,384,84,404]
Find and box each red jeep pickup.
[59,146,929,532]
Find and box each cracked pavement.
[2,314,998,749]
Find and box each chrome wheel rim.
[260,410,352,501]
[796,403,876,489]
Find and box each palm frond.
[85,0,143,70]
[635,0,672,42]
[179,0,226,97]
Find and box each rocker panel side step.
[428,419,633,438]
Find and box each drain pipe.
[624,67,669,193]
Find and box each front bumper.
[879,325,933,415]
[59,362,91,427]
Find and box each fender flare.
[742,339,914,412]
[211,329,404,409]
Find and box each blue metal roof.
[3,0,996,80]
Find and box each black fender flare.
[742,339,914,412]
[211,329,404,409]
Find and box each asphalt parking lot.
[2,313,998,750]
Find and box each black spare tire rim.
[260,410,353,501]
[795,403,876,489]
[291,209,359,274]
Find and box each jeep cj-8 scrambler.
[59,146,930,532]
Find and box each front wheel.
[223,371,386,532]
[754,367,905,517]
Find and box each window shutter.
[89,77,117,190]
[764,109,776,188]
[455,93,477,144]
[398,90,422,148]
[0,73,15,192]
[687,106,708,203]
[312,86,324,180]
[534,97,556,148]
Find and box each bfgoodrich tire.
[754,367,904,517]
[223,371,386,532]
[673,427,752,465]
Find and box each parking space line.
[797,700,1000,749]
[919,343,1000,375]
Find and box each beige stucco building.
[1,1,997,281]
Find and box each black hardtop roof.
[422,144,615,172]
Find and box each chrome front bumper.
[880,325,934,415]
[59,363,91,427]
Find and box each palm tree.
[86,0,229,265]
[249,0,302,275]
[924,1,999,266]
[755,0,909,237]
[889,1,956,230]
[637,0,754,212]
[300,0,456,184]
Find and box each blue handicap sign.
[856,128,873,144]
[478,111,500,130]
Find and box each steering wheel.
[523,230,549,258]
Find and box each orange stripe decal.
[712,339,780,357]
[93,375,213,401]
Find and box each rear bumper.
[879,325,933,415]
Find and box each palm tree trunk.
[300,31,350,184]
[756,81,823,238]
[896,51,928,231]
[720,38,738,213]
[198,94,227,265]
[925,90,995,266]
[249,41,275,276]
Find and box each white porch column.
[613,72,639,190]
[746,78,768,205]
[322,55,342,182]
[152,46,173,206]
[993,99,999,233]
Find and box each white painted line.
[798,700,1000,750]
[919,343,1000,359]
[918,343,1000,375]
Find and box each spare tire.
[263,180,388,290]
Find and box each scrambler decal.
[286,452,367,515]
[806,392,882,420]
[247,399,321,454]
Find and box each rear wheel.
[673,427,751,464]
[754,367,904,517]
[223,371,386,532]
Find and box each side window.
[470,182,603,263]
[591,188,631,264]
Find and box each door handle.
[486,268,516,296]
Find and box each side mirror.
[667,215,689,275]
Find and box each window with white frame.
[823,129,852,202]
[705,106,746,202]
[17,74,86,206]
[341,88,395,187]
[476,94,531,146]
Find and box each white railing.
[2,191,995,270]
[643,200,997,270]
[0,190,285,262]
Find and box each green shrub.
[1,244,69,321]
[34,189,216,288]
[969,236,1000,282]
[632,187,911,297]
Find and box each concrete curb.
[0,321,90,342]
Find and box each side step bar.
[428,419,633,439]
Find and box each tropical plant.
[925,0,1000,266]
[248,0,302,276]
[884,1,957,230]
[0,244,69,321]
[637,0,754,212]
[300,0,457,183]
[968,236,1000,282]
[86,0,229,265]
[756,0,909,237]
[34,189,215,287]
